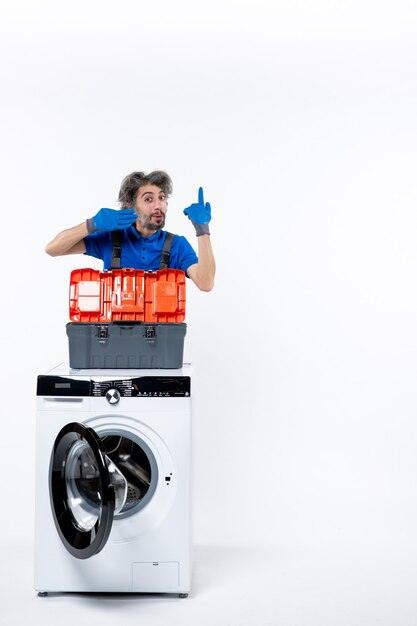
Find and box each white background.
[1,1,417,624]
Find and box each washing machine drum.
[50,422,128,559]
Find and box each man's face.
[134,184,168,232]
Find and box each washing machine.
[34,362,192,597]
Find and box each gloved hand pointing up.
[183,187,211,236]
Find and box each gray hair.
[118,170,173,207]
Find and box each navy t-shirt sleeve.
[175,235,198,273]
[83,232,112,262]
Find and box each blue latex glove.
[183,187,211,236]
[87,208,137,233]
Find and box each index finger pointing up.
[198,186,204,205]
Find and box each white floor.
[2,539,416,626]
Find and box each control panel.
[37,375,191,398]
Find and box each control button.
[106,388,121,404]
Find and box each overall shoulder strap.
[111,230,121,269]
[159,232,174,269]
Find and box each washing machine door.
[50,422,117,560]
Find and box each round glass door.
[65,439,128,530]
[50,422,117,559]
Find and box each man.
[45,170,215,292]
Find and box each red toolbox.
[69,268,186,323]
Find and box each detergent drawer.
[66,322,186,369]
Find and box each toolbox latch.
[144,325,156,343]
[97,326,109,342]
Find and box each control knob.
[106,388,121,404]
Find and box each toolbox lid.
[69,268,186,323]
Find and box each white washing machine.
[34,363,192,597]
